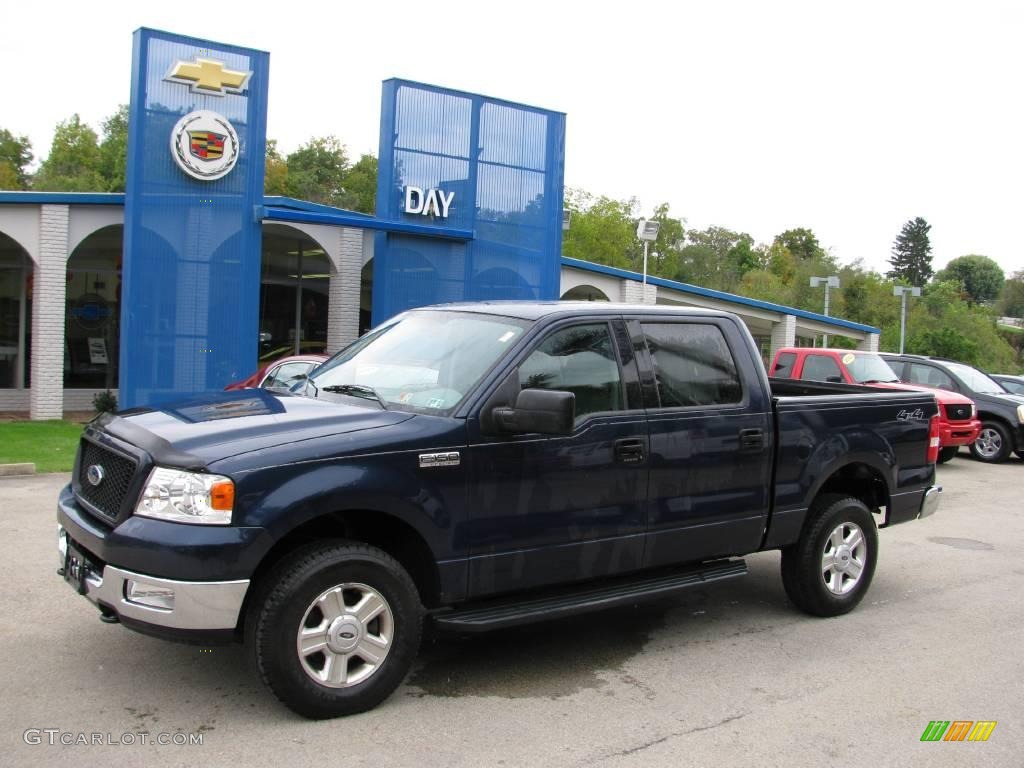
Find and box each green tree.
[935,254,1005,306]
[34,114,104,191]
[284,136,350,206]
[98,105,129,192]
[0,128,33,189]
[341,153,378,214]
[887,217,933,285]
[774,227,827,263]
[264,139,289,195]
[561,188,640,270]
[679,225,755,289]
[998,271,1024,317]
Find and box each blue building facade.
[122,29,270,408]
[373,80,566,323]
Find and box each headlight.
[135,467,234,525]
[1017,405,1024,423]
[971,403,977,418]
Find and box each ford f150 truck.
[769,347,981,463]
[57,303,942,718]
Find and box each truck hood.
[96,389,414,467]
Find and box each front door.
[464,319,649,598]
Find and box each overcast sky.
[3,0,1021,277]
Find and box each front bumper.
[940,419,981,447]
[59,525,249,632]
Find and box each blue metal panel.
[372,80,566,324]
[121,28,269,408]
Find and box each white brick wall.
[30,205,70,420]
[326,227,363,354]
[857,334,880,352]
[769,315,797,364]
[621,279,657,304]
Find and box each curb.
[0,463,37,477]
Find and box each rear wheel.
[246,541,423,719]
[970,421,1011,463]
[781,494,878,617]
[937,446,959,464]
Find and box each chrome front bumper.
[919,485,942,519]
[59,526,249,631]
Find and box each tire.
[781,494,878,617]
[246,541,423,719]
[969,421,1011,463]
[936,446,959,464]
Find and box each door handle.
[739,428,764,452]
[615,438,647,465]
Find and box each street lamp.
[893,285,921,354]
[810,276,840,346]
[637,219,660,285]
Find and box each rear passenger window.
[519,323,622,418]
[641,323,742,407]
[801,354,843,382]
[773,352,797,377]
[909,364,954,390]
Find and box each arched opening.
[260,225,332,364]
[561,284,610,302]
[0,232,33,389]
[65,225,121,389]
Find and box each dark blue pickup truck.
[57,303,942,718]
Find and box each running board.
[431,559,747,633]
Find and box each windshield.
[944,361,1005,394]
[845,353,900,383]
[307,310,529,413]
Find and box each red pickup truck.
[771,348,980,463]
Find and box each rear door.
[635,316,773,567]
[464,317,649,598]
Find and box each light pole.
[893,285,921,354]
[637,219,660,286]
[810,276,840,346]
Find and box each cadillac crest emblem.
[170,110,239,181]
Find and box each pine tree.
[887,217,933,285]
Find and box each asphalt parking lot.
[2,454,1021,767]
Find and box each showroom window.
[260,227,330,363]
[0,234,32,389]
[65,227,121,389]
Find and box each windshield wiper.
[320,384,388,409]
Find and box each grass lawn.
[0,421,84,473]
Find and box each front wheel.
[246,541,423,719]
[937,446,959,464]
[970,421,1011,463]
[781,494,878,617]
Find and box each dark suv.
[881,354,1024,463]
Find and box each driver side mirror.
[493,388,575,435]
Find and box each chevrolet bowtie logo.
[165,57,251,96]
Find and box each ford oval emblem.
[86,464,105,487]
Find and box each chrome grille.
[76,440,138,522]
